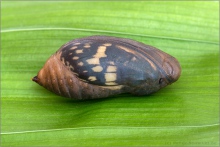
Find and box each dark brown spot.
[159,78,164,84]
[32,76,38,82]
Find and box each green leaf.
[1,1,219,146]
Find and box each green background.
[1,1,219,146]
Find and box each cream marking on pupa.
[61,57,65,65]
[72,56,79,60]
[105,82,118,86]
[74,43,81,45]
[103,43,112,46]
[67,64,74,71]
[69,65,74,70]
[72,72,79,76]
[88,76,97,81]
[70,46,78,50]
[105,73,117,82]
[66,61,70,66]
[78,78,87,83]
[106,66,117,72]
[78,62,84,66]
[116,45,135,54]
[84,44,91,48]
[86,58,100,65]
[92,66,103,72]
[131,57,137,61]
[93,46,107,58]
[108,61,115,65]
[76,49,83,54]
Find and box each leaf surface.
[1,1,219,146]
